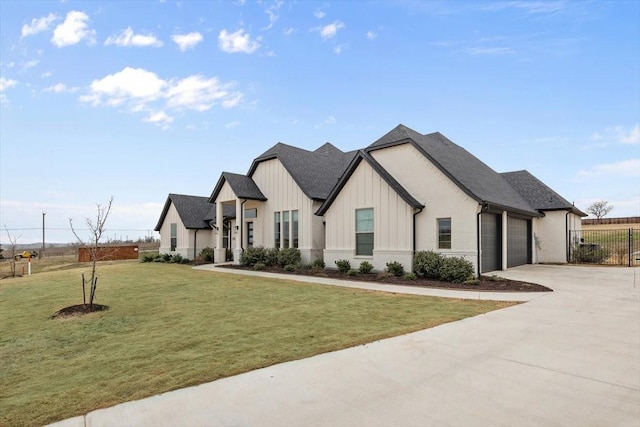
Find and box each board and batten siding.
[250,158,320,261]
[323,159,414,271]
[158,202,214,258]
[369,143,480,270]
[534,211,582,263]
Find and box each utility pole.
[41,212,46,259]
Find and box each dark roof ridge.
[154,193,213,231]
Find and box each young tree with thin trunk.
[3,226,21,278]
[587,200,614,219]
[69,197,114,307]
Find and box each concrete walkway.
[48,265,640,427]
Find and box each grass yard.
[0,261,517,427]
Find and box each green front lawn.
[0,261,516,426]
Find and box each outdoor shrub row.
[413,250,474,283]
[240,246,301,268]
[141,253,191,264]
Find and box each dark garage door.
[481,214,501,273]
[507,217,531,268]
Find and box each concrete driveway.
[51,265,640,427]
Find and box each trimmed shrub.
[225,249,234,262]
[310,266,327,276]
[335,259,351,273]
[199,247,215,263]
[265,248,280,267]
[241,246,271,267]
[181,258,191,264]
[284,264,296,272]
[347,269,358,277]
[386,261,405,276]
[278,247,301,267]
[413,250,443,278]
[358,260,374,274]
[463,278,481,286]
[141,254,155,263]
[296,262,312,271]
[403,273,417,281]
[162,253,172,262]
[171,254,184,264]
[572,244,610,264]
[439,257,474,283]
[312,258,326,269]
[253,263,266,271]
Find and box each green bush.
[141,254,155,263]
[265,248,280,267]
[413,250,443,278]
[439,257,474,283]
[335,259,351,273]
[312,258,326,269]
[386,261,405,276]
[310,266,327,276]
[226,248,234,262]
[162,253,172,262]
[358,260,374,274]
[278,247,301,267]
[403,273,417,281]
[199,247,215,263]
[572,244,610,264]
[253,263,266,271]
[153,257,164,263]
[181,258,191,264]
[241,246,268,267]
[171,254,184,264]
[347,269,358,276]
[463,278,481,286]
[284,264,296,272]
[296,262,312,271]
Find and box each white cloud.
[225,120,240,128]
[591,124,640,145]
[80,67,166,106]
[218,29,260,53]
[317,21,344,40]
[578,159,640,178]
[366,31,377,40]
[264,0,283,30]
[171,32,203,51]
[80,67,243,126]
[485,1,566,14]
[21,13,57,38]
[41,71,52,78]
[24,60,39,69]
[282,27,294,36]
[165,75,232,111]
[314,115,336,129]
[466,47,515,55]
[143,111,174,129]
[44,83,78,93]
[333,44,347,54]
[51,11,95,47]
[314,9,326,19]
[0,77,18,91]
[104,27,163,48]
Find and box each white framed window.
[438,218,451,249]
[356,208,374,256]
[170,223,177,251]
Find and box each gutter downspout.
[240,199,247,253]
[412,206,424,258]
[477,204,489,276]
[565,210,571,263]
[193,229,198,260]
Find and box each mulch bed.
[52,304,109,318]
[219,265,552,293]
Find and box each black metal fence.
[569,229,640,266]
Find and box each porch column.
[214,202,225,263]
[501,211,508,270]
[233,198,243,265]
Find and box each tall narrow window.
[274,212,281,248]
[292,210,299,248]
[438,218,452,249]
[247,222,254,248]
[355,208,374,256]
[223,220,230,249]
[283,211,290,248]
[170,223,177,251]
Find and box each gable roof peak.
[369,124,425,148]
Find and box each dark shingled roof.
[249,142,357,201]
[208,172,267,203]
[154,194,213,231]
[501,170,587,216]
[367,124,540,217]
[317,150,424,215]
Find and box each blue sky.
[1,0,639,244]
